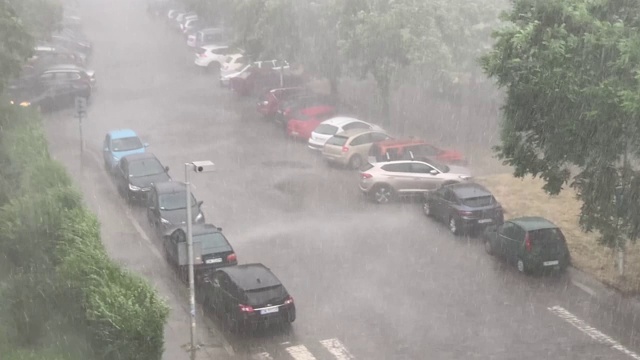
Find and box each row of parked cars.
[6,11,97,111]
[149,2,571,280]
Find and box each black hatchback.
[423,182,504,235]
[200,263,296,332]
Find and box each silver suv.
[359,160,472,204]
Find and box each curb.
[568,266,640,313]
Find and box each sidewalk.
[43,124,233,360]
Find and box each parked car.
[322,129,392,169]
[223,60,292,92]
[147,181,205,236]
[359,159,472,204]
[483,217,571,274]
[187,27,226,48]
[256,87,308,119]
[200,263,296,332]
[286,104,337,140]
[368,138,466,165]
[102,129,149,172]
[163,224,237,281]
[423,182,504,235]
[115,153,171,203]
[173,11,196,31]
[308,116,382,151]
[181,16,199,33]
[29,46,86,68]
[275,93,337,125]
[218,54,247,83]
[194,45,242,70]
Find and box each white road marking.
[285,345,318,360]
[252,352,274,360]
[572,280,596,297]
[549,305,640,360]
[320,338,355,360]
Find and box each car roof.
[44,64,85,72]
[165,223,222,238]
[198,27,223,34]
[373,137,426,148]
[336,128,375,138]
[122,152,158,162]
[509,217,558,231]
[154,181,186,194]
[202,44,228,50]
[322,116,363,127]
[446,182,492,199]
[108,129,138,139]
[221,263,281,291]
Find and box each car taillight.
[239,304,254,313]
[227,253,237,262]
[524,233,532,252]
[342,146,349,153]
[458,210,474,217]
[361,173,372,179]
[284,296,294,305]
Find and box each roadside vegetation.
[0,1,169,359]
[181,0,640,292]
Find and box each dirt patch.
[478,173,640,295]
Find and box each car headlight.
[459,175,472,180]
[160,218,170,225]
[129,184,141,191]
[195,212,204,223]
[19,101,30,107]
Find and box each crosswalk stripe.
[320,338,355,360]
[285,344,318,360]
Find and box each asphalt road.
[42,0,640,359]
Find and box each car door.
[409,162,439,191]
[348,133,372,159]
[428,186,448,220]
[505,224,526,262]
[103,134,111,165]
[147,188,160,229]
[380,162,413,193]
[116,160,128,192]
[439,188,458,221]
[497,222,518,258]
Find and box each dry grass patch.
[478,173,640,295]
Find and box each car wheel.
[449,216,460,235]
[422,200,432,217]
[517,258,527,273]
[372,184,393,204]
[484,239,494,255]
[348,155,363,170]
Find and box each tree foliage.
[0,0,34,94]
[481,0,640,249]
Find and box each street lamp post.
[184,160,215,360]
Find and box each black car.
[423,182,504,235]
[201,263,296,332]
[147,181,206,235]
[115,153,171,203]
[163,224,237,280]
[483,216,571,274]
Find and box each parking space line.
[252,352,274,360]
[549,305,640,360]
[320,338,355,360]
[572,280,596,297]
[285,344,318,360]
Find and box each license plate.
[205,258,222,264]
[260,306,279,315]
[543,260,559,266]
[478,219,493,224]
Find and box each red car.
[286,105,336,140]
[368,138,467,165]
[256,87,307,118]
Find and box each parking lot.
[42,0,640,359]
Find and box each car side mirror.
[165,166,170,172]
[429,169,438,175]
[197,200,203,207]
[144,143,149,148]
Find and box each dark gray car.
[147,181,206,236]
[115,153,171,203]
[423,182,504,235]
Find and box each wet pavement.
[42,0,640,359]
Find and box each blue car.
[102,129,148,172]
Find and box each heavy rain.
[0,0,639,359]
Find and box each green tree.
[481,0,640,274]
[0,0,34,95]
[8,0,63,40]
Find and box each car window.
[435,186,448,198]
[41,73,55,81]
[500,222,518,239]
[410,162,435,173]
[443,189,457,203]
[381,163,411,172]
[343,121,369,131]
[326,135,348,146]
[158,192,197,211]
[171,229,186,243]
[314,124,338,135]
[350,133,372,146]
[529,228,565,248]
[461,195,496,207]
[128,158,165,177]
[371,132,389,142]
[111,136,143,152]
[245,285,287,307]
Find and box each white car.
[187,27,225,48]
[194,46,242,69]
[308,117,383,151]
[219,59,289,87]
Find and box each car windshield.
[314,124,338,135]
[193,232,231,252]
[128,158,165,177]
[158,192,197,211]
[111,136,143,152]
[461,195,496,208]
[326,135,348,146]
[245,285,287,306]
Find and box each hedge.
[0,105,169,359]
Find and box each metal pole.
[79,113,84,168]
[185,163,197,360]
